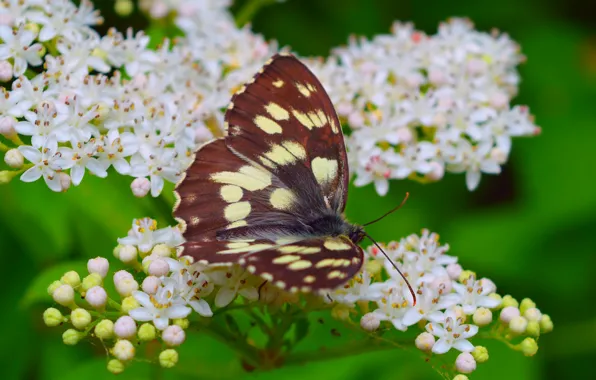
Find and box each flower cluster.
[0,1,538,197]
[326,229,553,377]
[43,219,552,377]
[307,19,540,193]
[0,0,274,195]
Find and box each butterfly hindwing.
[225,53,349,212]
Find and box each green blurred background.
[1,0,595,378]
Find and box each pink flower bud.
[162,325,185,346]
[88,257,109,278]
[456,352,476,374]
[360,313,380,332]
[131,177,151,197]
[86,286,107,308]
[0,61,12,82]
[446,263,463,279]
[499,306,520,323]
[148,258,170,277]
[114,316,137,339]
[142,276,161,294]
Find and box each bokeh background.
[2,0,595,379]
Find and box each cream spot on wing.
[175,217,187,233]
[315,258,335,268]
[185,193,197,205]
[226,242,250,249]
[292,109,314,130]
[212,165,271,191]
[275,280,286,288]
[173,191,181,211]
[273,255,300,264]
[270,188,295,210]
[278,245,321,254]
[224,201,251,222]
[262,144,296,167]
[303,275,316,284]
[317,110,327,126]
[190,216,200,226]
[220,185,243,203]
[254,115,282,134]
[327,270,347,279]
[306,83,316,92]
[324,237,351,251]
[296,83,311,97]
[219,243,273,254]
[332,259,351,267]
[289,286,298,293]
[260,273,273,282]
[265,102,290,121]
[275,236,302,245]
[227,220,248,229]
[311,157,338,185]
[281,141,306,159]
[330,118,339,134]
[272,79,284,88]
[308,111,325,128]
[288,260,312,270]
[247,265,256,273]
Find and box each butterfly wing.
[225,53,349,213]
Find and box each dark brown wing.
[224,53,349,212]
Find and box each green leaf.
[21,261,87,308]
[293,317,310,347]
[225,314,243,337]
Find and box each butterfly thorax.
[308,213,365,244]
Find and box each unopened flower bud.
[148,258,170,276]
[95,319,114,340]
[114,0,134,16]
[107,359,125,374]
[415,332,436,352]
[63,328,84,345]
[471,346,489,363]
[446,263,462,279]
[526,321,540,337]
[162,325,185,346]
[47,280,62,295]
[121,296,140,313]
[87,257,109,278]
[458,270,476,283]
[0,116,16,137]
[455,352,476,374]
[487,293,502,308]
[81,273,103,293]
[520,337,538,356]
[4,149,23,168]
[360,313,380,332]
[425,161,445,181]
[131,177,151,197]
[71,308,92,329]
[59,172,71,192]
[43,307,65,327]
[472,308,492,326]
[60,271,81,288]
[499,306,520,323]
[490,148,508,165]
[453,376,469,380]
[540,314,553,333]
[0,60,12,81]
[118,245,138,263]
[114,272,138,296]
[173,318,189,329]
[142,276,161,294]
[113,269,133,284]
[501,294,518,308]
[112,339,135,361]
[151,243,172,258]
[331,304,351,321]
[86,286,107,309]
[114,316,137,339]
[519,298,536,315]
[509,316,528,334]
[159,349,179,368]
[138,323,156,341]
[364,259,382,276]
[53,284,75,307]
[523,307,542,322]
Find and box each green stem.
[0,141,9,151]
[107,297,122,311]
[235,0,278,27]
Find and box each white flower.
[0,24,43,76]
[453,275,501,314]
[426,307,478,354]
[209,266,258,308]
[117,218,174,253]
[402,284,459,327]
[371,283,414,331]
[18,137,74,192]
[328,269,387,305]
[96,129,138,175]
[16,101,68,148]
[68,139,107,186]
[129,289,191,330]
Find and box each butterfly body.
[174,53,366,292]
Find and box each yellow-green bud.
[330,304,351,321]
[121,296,140,313]
[95,319,115,340]
[540,314,553,333]
[61,271,81,288]
[0,170,18,184]
[47,280,62,296]
[509,316,528,334]
[138,323,156,341]
[62,328,84,345]
[365,259,382,276]
[53,284,76,308]
[453,375,469,380]
[114,0,134,17]
[173,318,189,329]
[159,349,179,368]
[526,321,541,337]
[519,298,536,315]
[458,270,476,283]
[24,22,40,36]
[520,337,538,357]
[71,308,92,329]
[113,244,123,259]
[501,295,519,308]
[472,308,492,326]
[107,359,125,374]
[43,307,66,327]
[487,293,502,309]
[81,273,103,293]
[112,339,135,361]
[151,243,172,258]
[471,346,489,363]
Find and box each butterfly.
[174,53,414,298]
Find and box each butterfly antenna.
[362,192,410,227]
[363,232,416,306]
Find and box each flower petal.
[215,287,236,308]
[129,307,154,322]
[432,338,451,354]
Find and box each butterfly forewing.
[174,53,363,292]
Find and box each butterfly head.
[346,223,365,244]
